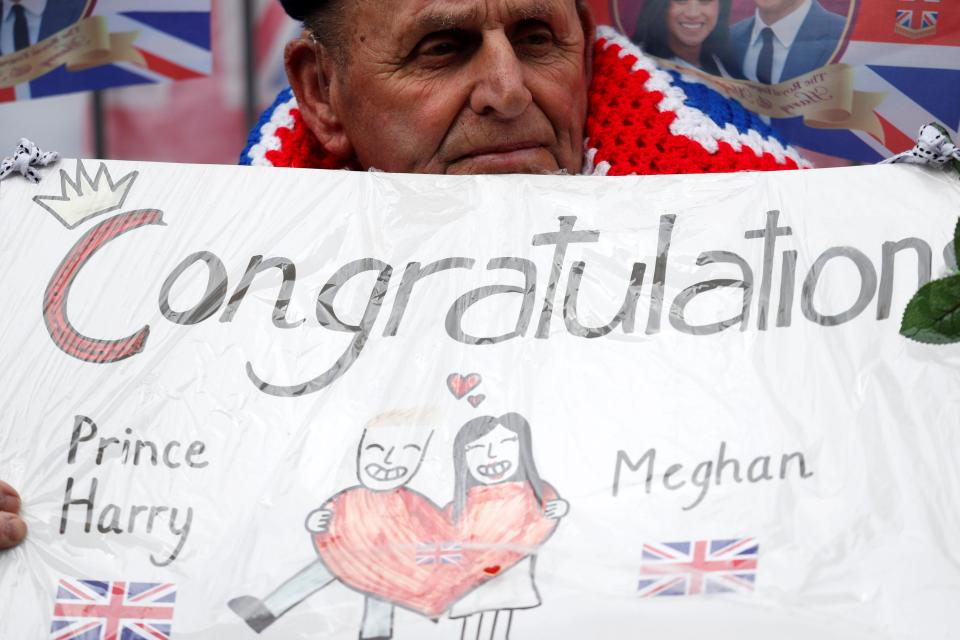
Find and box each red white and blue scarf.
[242,26,810,175]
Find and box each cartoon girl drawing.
[449,413,569,640]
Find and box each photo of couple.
[628,0,851,83]
[229,409,568,640]
[0,0,89,57]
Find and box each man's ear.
[284,34,354,160]
[577,2,597,84]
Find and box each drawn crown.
[33,160,138,230]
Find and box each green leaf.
[954,217,960,267]
[901,274,960,344]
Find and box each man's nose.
[384,446,395,464]
[486,443,497,459]
[469,31,532,119]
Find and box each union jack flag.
[607,0,959,164]
[779,0,959,162]
[637,538,759,598]
[896,9,915,30]
[415,541,463,566]
[49,579,176,640]
[0,2,212,103]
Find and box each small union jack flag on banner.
[49,579,176,640]
[415,541,463,566]
[637,538,759,598]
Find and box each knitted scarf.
[242,26,810,175]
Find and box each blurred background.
[0,0,298,163]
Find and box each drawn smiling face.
[358,425,433,491]
[464,424,521,485]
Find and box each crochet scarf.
[242,26,810,175]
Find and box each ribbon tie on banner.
[881,124,960,176]
[0,138,59,185]
[0,16,145,88]
[656,61,887,141]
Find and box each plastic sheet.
[0,161,959,639]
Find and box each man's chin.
[445,147,562,175]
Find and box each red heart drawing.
[447,373,481,400]
[468,394,486,408]
[314,483,557,618]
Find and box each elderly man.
[0,0,805,552]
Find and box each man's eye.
[365,443,384,451]
[412,30,473,61]
[420,39,459,57]
[515,26,554,53]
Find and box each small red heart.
[468,394,486,408]
[483,565,501,575]
[447,373,481,400]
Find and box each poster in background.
[0,160,959,638]
[0,0,212,103]
[606,0,960,164]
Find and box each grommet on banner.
[0,138,60,185]
[881,123,960,176]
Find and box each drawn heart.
[447,373,481,400]
[467,394,486,408]
[314,483,557,618]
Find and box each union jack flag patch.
[50,579,176,640]
[638,538,759,598]
[415,541,463,566]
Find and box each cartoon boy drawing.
[229,409,437,639]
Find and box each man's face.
[357,425,433,491]
[753,0,803,19]
[323,0,591,175]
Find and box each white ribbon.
[0,138,59,184]
[881,123,960,170]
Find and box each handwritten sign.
[0,161,958,639]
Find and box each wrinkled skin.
[286,0,595,174]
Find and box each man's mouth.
[458,142,543,159]
[476,460,512,480]
[447,144,555,175]
[365,463,408,482]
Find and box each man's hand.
[544,498,569,520]
[0,481,26,550]
[305,508,333,534]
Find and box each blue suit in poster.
[0,0,89,97]
[0,0,87,55]
[38,0,88,40]
[726,0,846,83]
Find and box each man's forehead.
[357,0,574,28]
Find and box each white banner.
[0,162,959,640]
